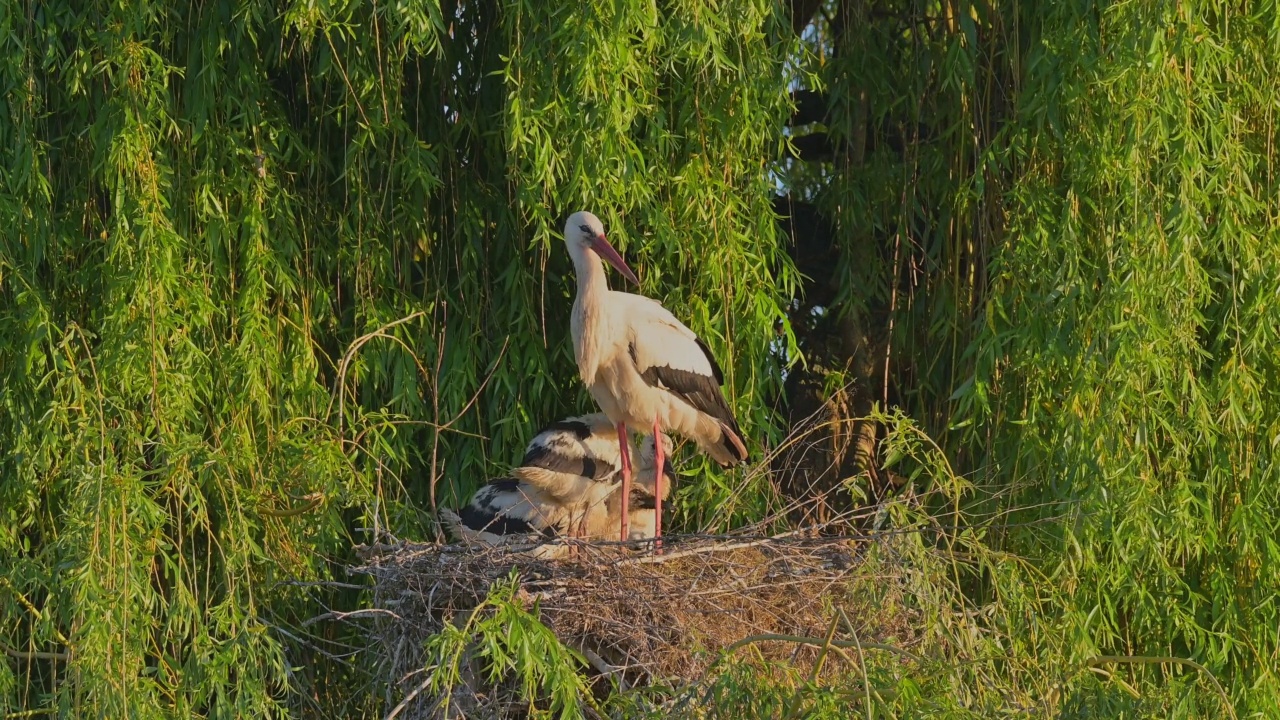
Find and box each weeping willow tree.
[0,0,795,715]
[786,0,1280,714]
[3,0,1280,716]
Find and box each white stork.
[440,432,674,557]
[562,210,748,542]
[509,412,672,538]
[510,414,630,511]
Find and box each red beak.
[590,234,640,286]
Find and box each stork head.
[564,211,640,286]
[636,432,677,488]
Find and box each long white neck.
[571,249,611,385]
[576,249,609,303]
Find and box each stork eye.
[579,224,591,234]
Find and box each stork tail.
[718,421,749,466]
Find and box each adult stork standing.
[562,211,749,543]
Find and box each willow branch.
[2,643,69,662]
[1085,655,1236,720]
[722,633,923,665]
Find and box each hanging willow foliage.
[0,0,796,715]
[975,0,1280,712]
[791,0,1280,714]
[5,0,1280,715]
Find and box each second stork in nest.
[441,414,674,557]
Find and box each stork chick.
[440,433,674,557]
[510,413,626,515]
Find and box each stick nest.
[354,530,876,700]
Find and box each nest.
[353,528,877,715]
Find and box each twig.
[275,580,367,591]
[332,311,427,435]
[1085,655,1236,720]
[722,633,923,665]
[2,709,58,718]
[323,29,372,128]
[840,608,874,720]
[1,579,70,645]
[571,642,630,692]
[2,643,69,662]
[810,614,841,683]
[384,665,440,720]
[613,529,823,566]
[302,608,404,627]
[782,614,844,719]
[1086,665,1143,699]
[428,321,510,518]
[359,511,1082,562]
[428,299,446,520]
[258,492,324,518]
[268,623,361,664]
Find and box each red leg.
[652,419,664,554]
[617,422,631,542]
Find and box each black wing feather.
[694,336,725,385]
[521,445,616,481]
[540,419,592,438]
[484,477,521,495]
[635,343,742,438]
[461,478,561,537]
[459,504,533,535]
